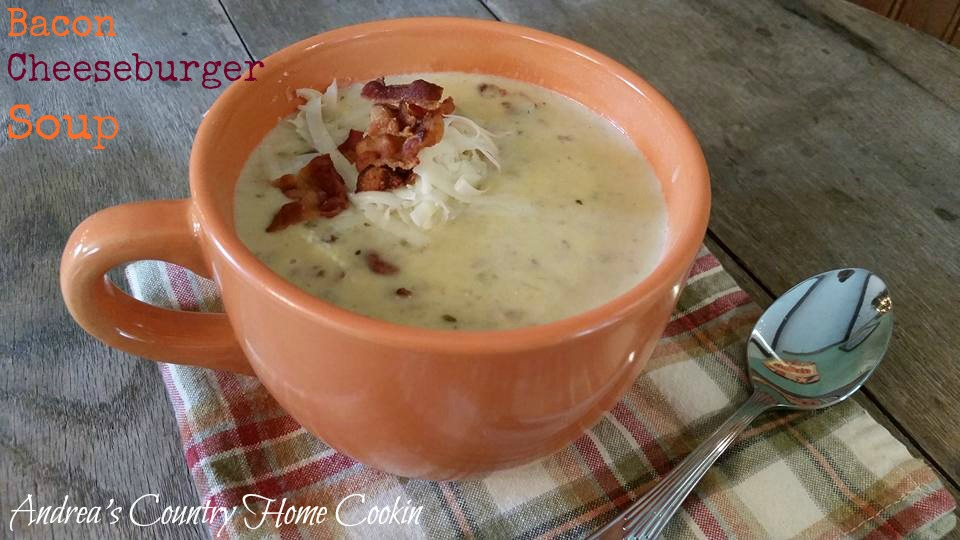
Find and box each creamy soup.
[235,73,666,330]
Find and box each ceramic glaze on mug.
[60,18,710,479]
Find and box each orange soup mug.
[60,18,710,480]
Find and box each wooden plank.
[849,0,960,42]
[894,0,960,39]
[482,0,960,489]
[220,0,493,59]
[946,4,960,42]
[812,0,960,105]
[0,1,253,537]
[849,0,897,17]
[705,235,960,536]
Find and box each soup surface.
[235,73,666,330]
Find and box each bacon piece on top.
[337,129,364,164]
[266,154,348,232]
[339,79,456,192]
[354,133,410,171]
[361,78,444,106]
[368,104,404,135]
[356,166,413,192]
[399,112,445,160]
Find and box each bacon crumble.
[268,78,455,233]
[340,78,455,195]
[366,251,399,275]
[356,166,413,192]
[336,129,364,163]
[478,82,508,98]
[266,154,348,232]
[361,78,445,106]
[266,77,457,287]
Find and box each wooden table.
[2,0,957,537]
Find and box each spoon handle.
[589,392,774,540]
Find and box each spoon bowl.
[749,268,893,409]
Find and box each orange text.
[8,7,115,37]
[8,104,119,150]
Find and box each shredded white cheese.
[290,81,501,240]
[290,85,359,190]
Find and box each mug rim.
[190,17,710,354]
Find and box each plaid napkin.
[126,247,956,539]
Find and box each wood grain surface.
[2,0,958,538]
[484,0,960,497]
[220,0,493,59]
[0,0,250,537]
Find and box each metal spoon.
[589,268,893,539]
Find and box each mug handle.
[60,199,253,375]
